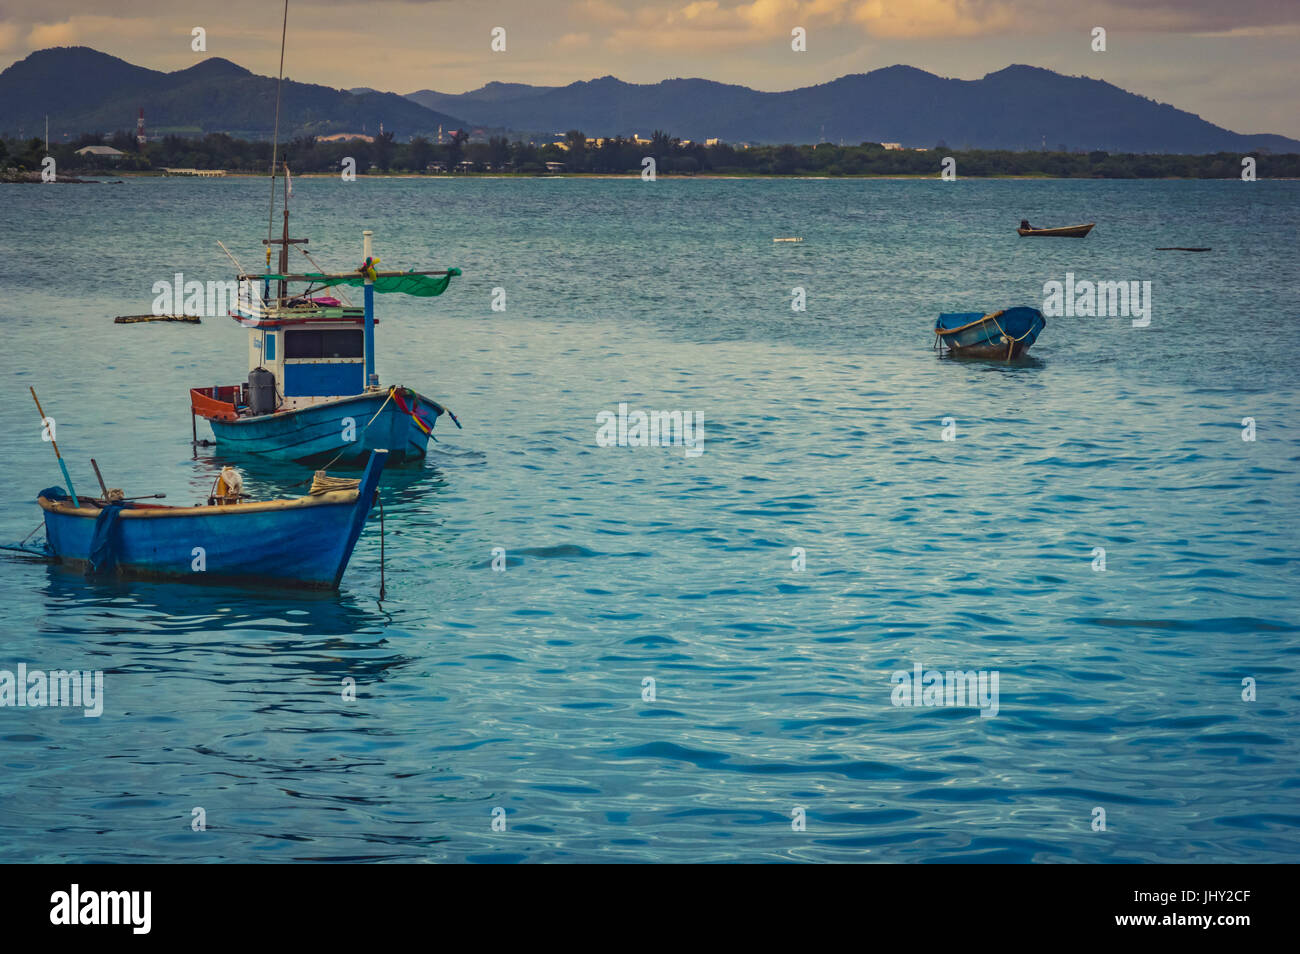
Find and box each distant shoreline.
[41,171,1299,182]
[13,131,1296,181]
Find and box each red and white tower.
[136,108,146,147]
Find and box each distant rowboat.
[935,307,1046,360]
[1017,223,1095,238]
[37,450,388,589]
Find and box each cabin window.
[284,329,364,359]
[265,333,276,361]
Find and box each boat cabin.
[235,280,377,411]
[190,280,379,423]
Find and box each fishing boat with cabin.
[188,3,462,467]
[190,176,463,466]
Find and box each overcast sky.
[1,0,1296,137]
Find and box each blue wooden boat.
[191,174,462,466]
[193,384,451,466]
[934,307,1046,359]
[37,450,388,589]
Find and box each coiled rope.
[309,473,362,495]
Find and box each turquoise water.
[1,177,1297,863]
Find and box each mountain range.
[3,47,1297,154]
[408,68,1300,153]
[0,47,465,141]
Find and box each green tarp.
[264,268,461,297]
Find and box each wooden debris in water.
[1155,247,1211,252]
[773,237,803,243]
[114,314,201,324]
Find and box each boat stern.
[191,385,244,422]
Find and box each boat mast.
[280,165,290,300]
[264,160,306,303]
[264,0,290,303]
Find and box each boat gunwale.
[190,385,437,424]
[191,385,407,425]
[935,310,1008,336]
[38,489,360,519]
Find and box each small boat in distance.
[1017,221,1095,238]
[37,450,388,589]
[934,307,1046,360]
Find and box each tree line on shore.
[3,129,1296,178]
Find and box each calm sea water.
[0,176,1297,863]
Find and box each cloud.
[852,0,1014,38]
[555,31,593,50]
[588,0,1300,42]
[26,21,82,48]
[1188,22,1300,38]
[0,23,21,53]
[571,0,633,25]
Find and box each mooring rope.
[309,387,397,475]
[377,491,386,601]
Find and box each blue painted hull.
[935,306,1046,359]
[206,389,444,466]
[38,452,387,589]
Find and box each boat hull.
[1017,223,1095,238]
[935,307,1046,359]
[38,451,387,589]
[198,388,446,466]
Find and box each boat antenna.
[295,243,354,305]
[266,0,289,248]
[216,239,248,275]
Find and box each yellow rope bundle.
[310,472,361,495]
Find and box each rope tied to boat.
[377,490,386,601]
[988,311,1037,345]
[987,310,1038,360]
[308,387,399,475]
[310,472,362,495]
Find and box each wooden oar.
[30,387,79,508]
